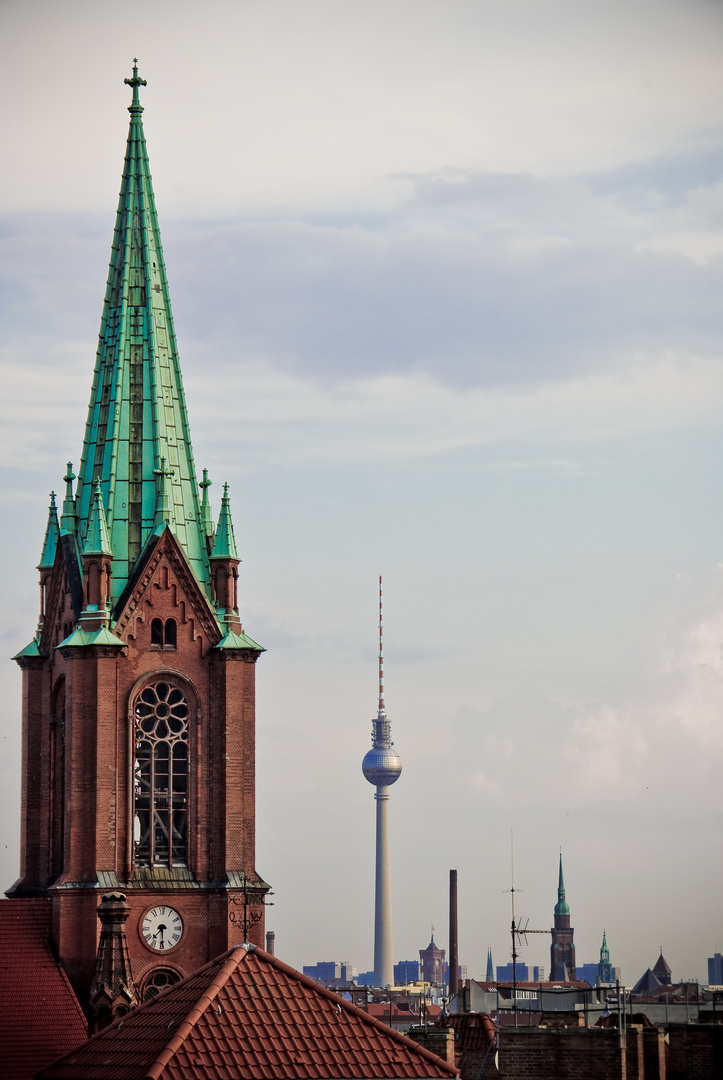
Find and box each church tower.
[8,64,268,1012]
[549,854,576,981]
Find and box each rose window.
[134,681,189,867]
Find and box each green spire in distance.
[211,483,239,560]
[38,492,60,569]
[600,930,609,964]
[554,853,570,916]
[83,479,113,556]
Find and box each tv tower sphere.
[362,744,402,787]
[362,577,401,989]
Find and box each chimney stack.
[449,869,458,999]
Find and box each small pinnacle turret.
[38,492,60,570]
[83,480,113,556]
[211,484,239,560]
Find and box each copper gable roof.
[0,899,88,1080]
[39,945,458,1080]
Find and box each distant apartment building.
[302,961,357,983]
[394,960,420,984]
[577,962,600,985]
[578,960,621,986]
[708,952,723,985]
[496,963,544,982]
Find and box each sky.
[1,0,722,985]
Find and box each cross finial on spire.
[199,468,214,540]
[153,456,175,524]
[124,60,147,111]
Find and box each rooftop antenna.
[503,830,550,1022]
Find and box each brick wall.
[498,1027,626,1080]
[668,1024,723,1080]
[642,1026,666,1080]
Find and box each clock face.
[141,906,183,952]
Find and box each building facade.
[420,933,446,989]
[7,64,268,1020]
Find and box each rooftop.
[0,899,88,1080]
[39,944,458,1080]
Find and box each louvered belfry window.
[134,681,189,867]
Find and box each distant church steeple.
[550,854,576,981]
[598,929,613,983]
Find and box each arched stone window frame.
[126,670,200,876]
[140,965,183,1002]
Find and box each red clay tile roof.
[0,898,88,1080]
[39,945,458,1080]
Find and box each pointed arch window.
[133,681,189,867]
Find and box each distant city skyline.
[1,1,722,985]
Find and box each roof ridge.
[246,947,459,1075]
[145,945,250,1079]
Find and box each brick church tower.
[7,64,268,1015]
[549,855,576,981]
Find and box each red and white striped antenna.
[378,575,386,719]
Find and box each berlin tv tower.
[362,576,402,988]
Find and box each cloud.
[438,580,723,811]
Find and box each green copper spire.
[74,62,210,603]
[600,930,609,964]
[83,480,113,556]
[210,483,238,560]
[554,853,569,916]
[38,492,60,569]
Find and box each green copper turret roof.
[73,62,209,602]
[83,480,113,556]
[38,492,60,569]
[210,483,239,560]
[554,853,570,916]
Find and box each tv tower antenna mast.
[362,576,402,988]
